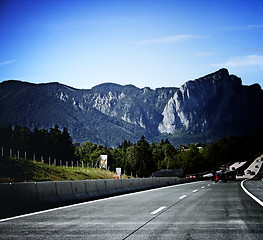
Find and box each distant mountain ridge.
[0,69,262,147]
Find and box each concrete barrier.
[55,181,75,204]
[85,180,100,200]
[114,179,133,195]
[96,179,119,197]
[153,177,162,187]
[171,177,180,185]
[120,179,131,193]
[130,178,142,191]
[95,179,108,197]
[140,178,149,190]
[36,181,60,207]
[11,182,39,207]
[0,182,40,217]
[71,180,89,201]
[0,177,187,219]
[163,177,171,186]
[0,183,14,218]
[0,183,12,205]
[113,179,124,194]
[105,179,117,196]
[145,178,153,189]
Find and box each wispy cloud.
[211,55,263,67]
[0,60,17,66]
[136,35,205,45]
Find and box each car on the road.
[189,173,202,179]
[215,172,227,183]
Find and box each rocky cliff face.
[159,69,239,133]
[158,68,263,137]
[0,69,262,146]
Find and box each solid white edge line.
[150,206,166,215]
[241,179,263,207]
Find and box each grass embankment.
[0,156,116,183]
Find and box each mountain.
[0,68,262,147]
[159,69,263,137]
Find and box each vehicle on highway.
[212,165,236,182]
[215,172,227,183]
[189,173,201,179]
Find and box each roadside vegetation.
[1,125,263,182]
[0,156,116,183]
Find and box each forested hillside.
[75,134,263,177]
[1,125,262,179]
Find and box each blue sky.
[1,0,263,89]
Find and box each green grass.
[0,156,116,183]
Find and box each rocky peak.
[158,69,245,134]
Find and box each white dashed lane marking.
[179,195,187,199]
[151,206,166,215]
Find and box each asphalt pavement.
[1,180,263,240]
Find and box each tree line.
[75,133,263,177]
[1,125,263,177]
[0,125,74,164]
[75,136,207,177]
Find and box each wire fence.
[0,146,99,169]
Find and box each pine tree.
[61,127,75,163]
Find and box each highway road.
[1,180,263,239]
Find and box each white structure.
[98,155,107,169]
